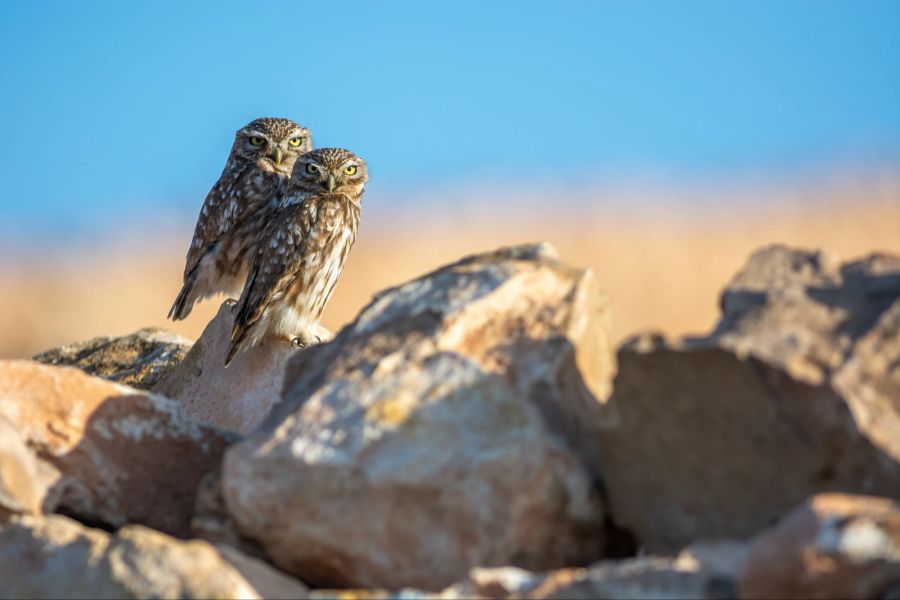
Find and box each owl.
[225,148,368,366]
[168,117,313,321]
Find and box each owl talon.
[224,298,238,307]
[291,337,306,349]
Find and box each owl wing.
[182,164,251,278]
[226,199,316,364]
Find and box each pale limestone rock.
[154,302,332,434]
[0,514,308,599]
[34,327,192,390]
[223,243,614,590]
[738,493,900,600]
[597,246,900,552]
[0,360,231,537]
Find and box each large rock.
[598,246,900,552]
[222,243,615,590]
[0,360,232,537]
[34,328,192,390]
[0,514,308,599]
[154,302,332,434]
[738,493,900,599]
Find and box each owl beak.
[272,147,284,166]
[326,174,336,192]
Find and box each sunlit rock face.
[221,243,616,590]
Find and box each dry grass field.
[2,171,898,359]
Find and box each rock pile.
[597,246,900,552]
[2,243,898,599]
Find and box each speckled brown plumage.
[225,148,367,365]
[168,117,313,321]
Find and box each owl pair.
[168,117,369,365]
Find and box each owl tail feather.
[168,279,195,321]
[223,334,244,367]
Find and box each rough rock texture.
[154,302,332,434]
[0,360,232,537]
[0,416,56,520]
[0,514,308,599]
[33,328,192,390]
[222,243,615,590]
[598,246,900,552]
[738,493,900,600]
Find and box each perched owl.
[168,117,313,321]
[225,148,368,366]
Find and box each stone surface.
[0,360,232,537]
[738,493,900,600]
[0,416,56,520]
[191,466,264,559]
[598,245,900,552]
[0,514,308,599]
[33,327,192,390]
[223,243,615,590]
[154,302,332,434]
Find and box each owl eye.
[288,137,303,147]
[249,136,266,146]
[305,163,320,174]
[343,165,358,175]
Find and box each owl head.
[232,117,312,174]
[290,148,369,198]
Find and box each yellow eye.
[288,137,303,147]
[343,165,357,175]
[249,136,266,146]
[305,163,319,174]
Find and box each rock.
[309,590,443,600]
[0,514,308,599]
[598,246,900,552]
[677,539,749,584]
[429,553,737,600]
[833,299,900,462]
[0,360,232,537]
[521,557,734,600]
[738,493,900,599]
[154,302,332,434]
[0,416,56,520]
[33,327,192,390]
[442,566,545,599]
[309,553,739,600]
[191,467,264,558]
[222,243,614,590]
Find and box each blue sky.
[1,1,898,237]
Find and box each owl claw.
[291,332,323,349]
[224,298,238,307]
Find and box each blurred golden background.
[3,169,897,358]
